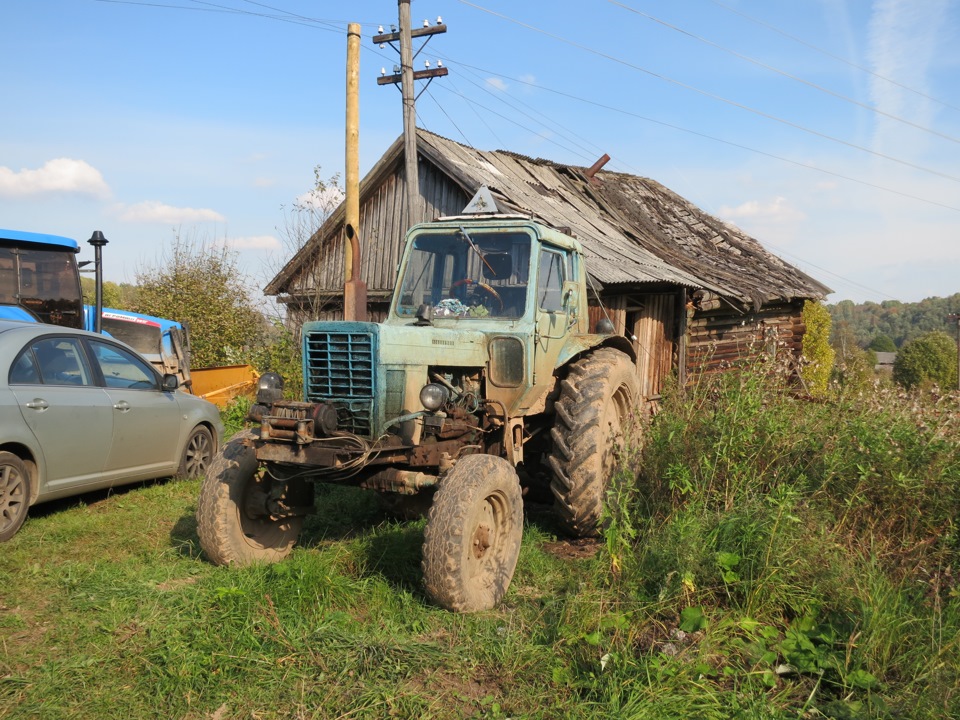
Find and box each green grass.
[2,368,959,719]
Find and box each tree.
[134,236,265,368]
[80,277,137,309]
[272,166,344,332]
[868,333,897,352]
[801,300,835,397]
[892,331,958,390]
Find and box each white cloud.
[719,196,805,223]
[253,177,277,188]
[486,77,508,92]
[116,200,226,224]
[0,158,111,198]
[226,235,281,250]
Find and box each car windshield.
[394,229,531,319]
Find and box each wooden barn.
[265,129,831,401]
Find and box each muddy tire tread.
[422,454,523,612]
[196,430,301,566]
[547,348,640,537]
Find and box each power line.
[94,0,371,33]
[439,75,500,148]
[447,63,614,166]
[426,69,900,304]
[430,84,601,162]
[607,0,960,146]
[756,240,899,303]
[423,87,474,147]
[705,0,960,115]
[440,59,960,215]
[455,0,960,185]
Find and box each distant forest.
[828,294,960,349]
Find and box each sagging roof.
[266,129,831,308]
[415,130,830,308]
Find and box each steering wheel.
[451,278,503,311]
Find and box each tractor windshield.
[395,229,531,319]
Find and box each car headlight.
[419,383,450,411]
[256,372,284,405]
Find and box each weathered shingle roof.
[416,130,831,307]
[265,129,831,308]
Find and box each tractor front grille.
[304,329,376,436]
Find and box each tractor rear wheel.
[196,430,303,566]
[422,454,523,612]
[547,348,640,537]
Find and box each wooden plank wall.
[633,294,675,400]
[686,302,806,375]
[588,292,676,400]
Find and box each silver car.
[0,319,223,541]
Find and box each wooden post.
[344,22,367,321]
[399,0,419,226]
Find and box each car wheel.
[0,452,31,542]
[179,426,214,478]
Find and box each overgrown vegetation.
[2,357,958,718]
[800,300,834,397]
[133,236,266,368]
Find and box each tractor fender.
[555,333,637,371]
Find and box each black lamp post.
[87,231,108,333]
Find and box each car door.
[10,336,114,494]
[87,339,182,480]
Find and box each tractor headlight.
[256,372,284,405]
[419,383,450,411]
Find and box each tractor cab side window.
[537,249,567,312]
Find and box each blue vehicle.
[0,229,191,383]
[0,230,85,327]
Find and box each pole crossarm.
[377,67,449,85]
[372,24,447,44]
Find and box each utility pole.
[374,4,447,226]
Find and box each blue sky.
[3,0,959,304]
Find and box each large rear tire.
[196,430,303,566]
[547,348,640,537]
[0,452,30,542]
[422,454,523,612]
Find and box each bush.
[801,300,835,397]
[893,330,958,390]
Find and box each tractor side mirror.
[561,280,578,315]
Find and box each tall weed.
[601,355,960,716]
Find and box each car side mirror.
[161,373,180,391]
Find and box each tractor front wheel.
[422,454,523,612]
[196,431,303,566]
